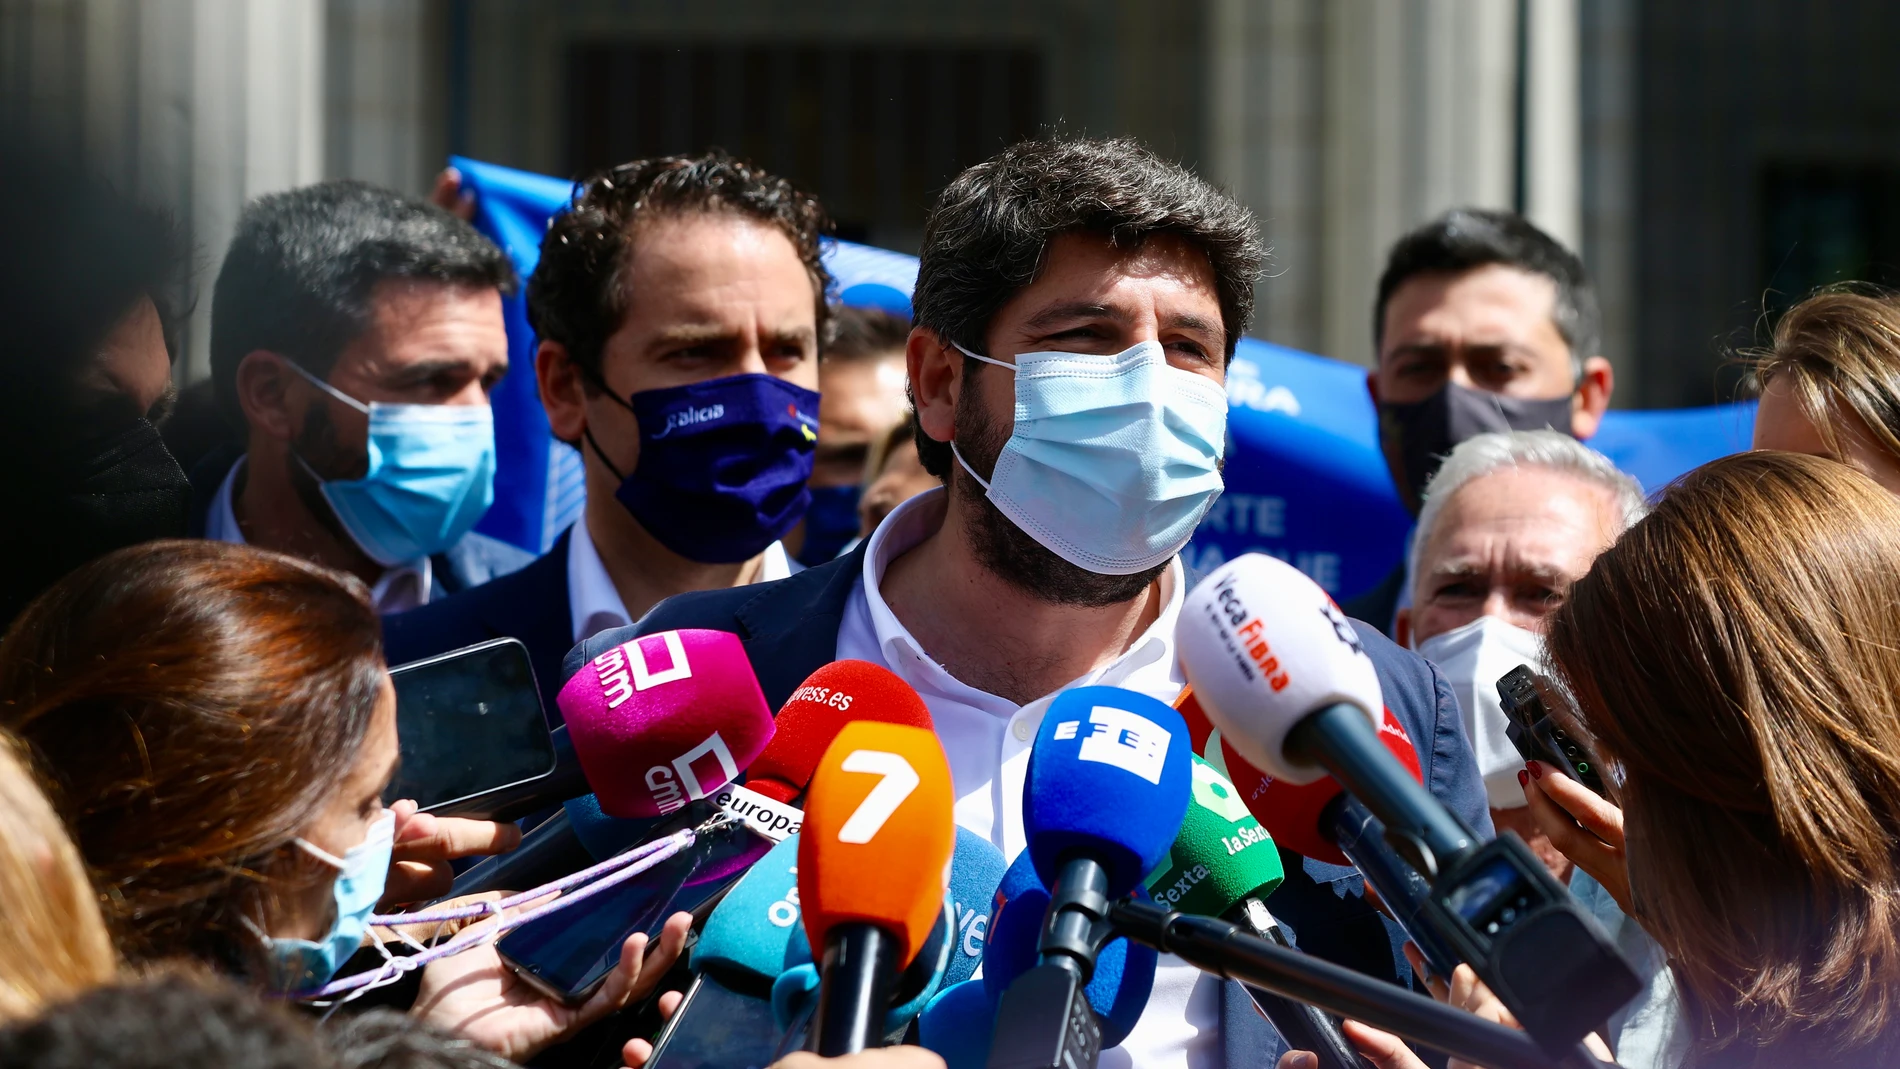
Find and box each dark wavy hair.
[0,540,385,978]
[527,149,834,386]
[908,136,1262,477]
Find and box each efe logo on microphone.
[1054,706,1173,785]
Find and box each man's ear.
[1365,368,1381,405]
[907,327,961,446]
[537,340,587,445]
[234,351,299,442]
[1570,356,1615,439]
[1394,606,1413,651]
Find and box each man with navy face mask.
[582,138,1490,1069]
[384,152,828,716]
[203,180,528,613]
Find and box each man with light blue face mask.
[579,137,1494,1069]
[197,180,531,616]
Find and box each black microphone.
[1111,900,1579,1069]
[1177,555,1641,1057]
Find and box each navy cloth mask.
[588,373,821,563]
[796,485,862,566]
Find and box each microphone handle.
[1324,795,1465,980]
[1109,900,1570,1069]
[1288,704,1475,878]
[813,922,899,1056]
[1225,898,1376,1069]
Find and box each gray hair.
[1409,430,1648,601]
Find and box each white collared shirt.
[833,487,1219,1069]
[564,514,798,644]
[207,456,433,614]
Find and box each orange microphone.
[798,721,955,1055]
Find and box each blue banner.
[451,155,1754,597]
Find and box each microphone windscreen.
[1023,686,1192,895]
[1143,754,1284,916]
[798,721,955,968]
[556,629,775,818]
[748,660,934,803]
[564,793,658,861]
[1177,554,1385,784]
[690,833,805,987]
[944,828,1007,988]
[1223,707,1423,865]
[918,979,995,1069]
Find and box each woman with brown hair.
[0,728,118,1021]
[0,540,686,1062]
[1752,286,1900,493]
[1282,452,1900,1069]
[1516,450,1900,1067]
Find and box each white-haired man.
[1396,429,1646,877]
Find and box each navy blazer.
[381,531,575,722]
[572,544,1492,1067]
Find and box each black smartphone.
[385,638,559,820]
[1495,664,1608,797]
[496,800,764,1005]
[641,972,811,1069]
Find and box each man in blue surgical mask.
[200,180,529,614]
[582,138,1493,1069]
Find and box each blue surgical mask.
[250,809,396,995]
[584,373,820,564]
[796,485,862,566]
[288,363,496,566]
[952,340,1226,574]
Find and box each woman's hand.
[412,909,692,1063]
[430,168,477,220]
[380,798,523,908]
[768,1050,947,1069]
[1276,1022,1431,1069]
[1520,761,1632,915]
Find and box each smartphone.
[641,972,812,1069]
[496,799,765,1005]
[1495,664,1608,797]
[385,638,559,820]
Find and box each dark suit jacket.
[188,446,535,605]
[570,544,1492,1067]
[381,531,575,723]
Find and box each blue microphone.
[922,851,1158,1069]
[986,686,1191,1069]
[944,828,1007,988]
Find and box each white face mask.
[1414,616,1546,809]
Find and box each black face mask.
[1377,381,1575,515]
[2,417,191,623]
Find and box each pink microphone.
[556,628,775,819]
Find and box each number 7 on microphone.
[799,722,957,966]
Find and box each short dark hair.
[909,136,1262,477]
[527,150,833,386]
[210,179,515,429]
[0,971,325,1069]
[1374,208,1599,373]
[827,305,912,364]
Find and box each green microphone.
[1143,755,1373,1069]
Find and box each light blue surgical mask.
[249,809,396,995]
[951,339,1227,574]
[288,363,496,566]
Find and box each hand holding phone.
[1494,665,1608,797]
